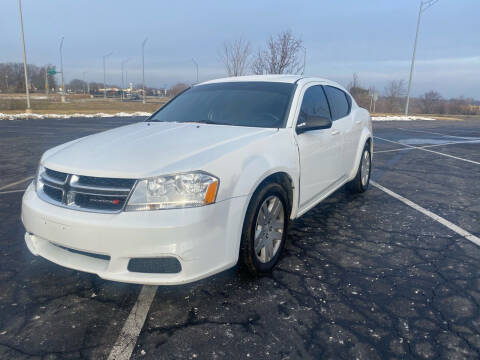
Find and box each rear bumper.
[21,182,246,285]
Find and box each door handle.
[331,129,340,135]
[355,119,361,124]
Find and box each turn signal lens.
[204,180,218,205]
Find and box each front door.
[295,85,344,209]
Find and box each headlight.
[36,164,45,192]
[125,172,219,211]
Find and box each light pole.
[142,37,148,104]
[18,0,31,111]
[103,51,113,99]
[59,36,65,102]
[405,0,439,116]
[192,58,199,84]
[82,71,87,94]
[121,59,130,101]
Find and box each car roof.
[193,74,348,92]
[198,75,344,89]
[199,75,302,84]
[200,74,337,85]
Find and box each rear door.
[323,85,355,175]
[295,84,344,209]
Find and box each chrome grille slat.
[69,190,129,197]
[42,172,66,186]
[69,183,131,194]
[38,168,136,213]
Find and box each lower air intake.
[127,257,182,274]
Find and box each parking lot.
[0,116,479,359]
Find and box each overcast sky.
[2,0,479,98]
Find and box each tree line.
[347,73,479,115]
[0,63,57,93]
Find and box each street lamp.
[121,59,130,101]
[142,37,148,104]
[103,51,113,99]
[192,58,199,84]
[405,0,439,116]
[18,0,31,111]
[59,36,65,102]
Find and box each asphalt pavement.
[0,116,479,359]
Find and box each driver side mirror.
[296,114,332,134]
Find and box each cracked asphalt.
[0,116,479,359]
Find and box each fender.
[226,141,299,261]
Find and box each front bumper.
[21,182,246,285]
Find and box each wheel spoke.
[271,219,284,230]
[265,240,274,260]
[270,230,283,242]
[255,236,266,254]
[270,198,282,218]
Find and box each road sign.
[47,69,56,75]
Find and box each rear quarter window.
[324,86,351,120]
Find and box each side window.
[298,85,331,125]
[324,86,350,120]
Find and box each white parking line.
[374,148,410,154]
[0,189,26,195]
[374,139,480,154]
[0,176,34,191]
[396,127,477,139]
[107,285,158,360]
[371,181,480,247]
[374,136,480,165]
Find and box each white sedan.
[21,75,373,285]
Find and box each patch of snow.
[372,115,436,121]
[0,112,152,120]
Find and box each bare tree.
[68,79,87,93]
[347,73,370,109]
[420,90,442,114]
[251,30,305,75]
[384,80,406,113]
[221,38,251,77]
[168,83,189,97]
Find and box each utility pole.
[45,67,49,95]
[103,51,113,99]
[405,0,439,116]
[18,0,31,112]
[60,36,65,102]
[192,58,199,84]
[142,37,148,104]
[121,59,129,101]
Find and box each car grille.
[38,168,136,213]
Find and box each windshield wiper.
[187,120,224,125]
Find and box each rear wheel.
[239,183,289,275]
[347,143,371,193]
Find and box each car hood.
[42,121,275,178]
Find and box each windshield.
[148,82,296,128]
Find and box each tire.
[239,182,289,275]
[347,142,372,193]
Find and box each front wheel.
[239,183,289,275]
[347,143,371,193]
